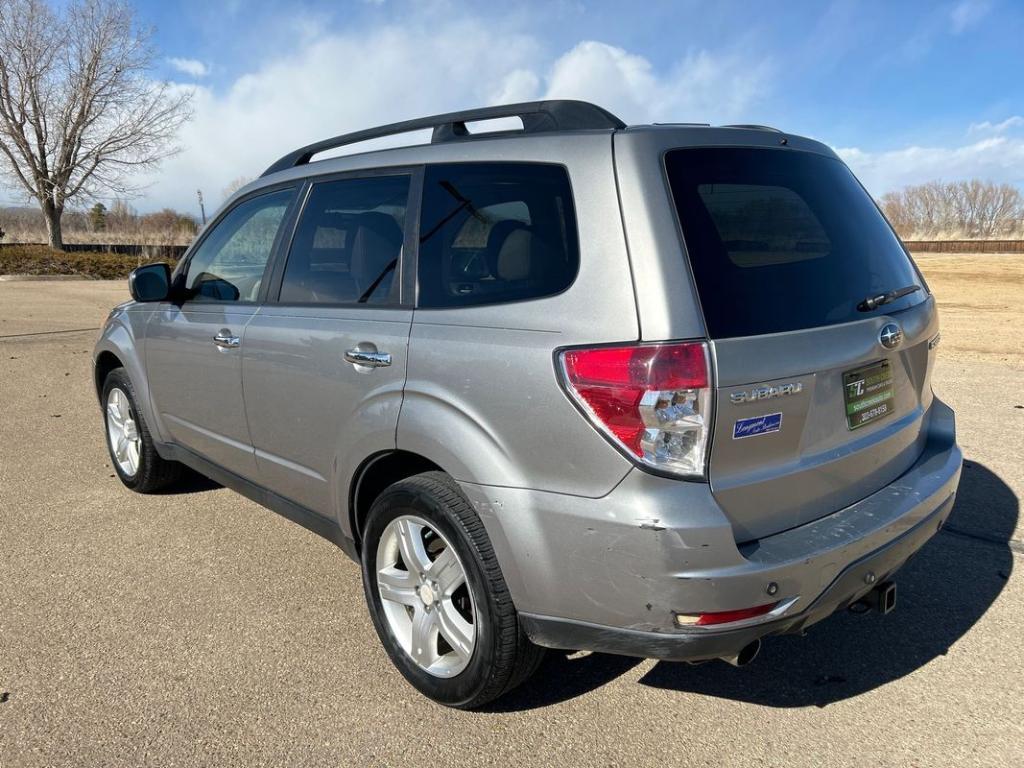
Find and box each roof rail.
[261,100,626,177]
[721,124,783,133]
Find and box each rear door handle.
[344,349,392,368]
[214,330,241,349]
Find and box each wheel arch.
[349,450,445,552]
[94,350,124,400]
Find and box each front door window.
[183,188,294,303]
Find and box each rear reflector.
[559,341,712,479]
[676,602,779,627]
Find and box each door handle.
[214,330,241,349]
[344,349,392,368]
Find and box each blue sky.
[48,0,1024,211]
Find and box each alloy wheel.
[375,515,477,677]
[106,387,141,477]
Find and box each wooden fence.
[904,240,1024,253]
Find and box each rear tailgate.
[664,145,937,541]
[711,301,937,541]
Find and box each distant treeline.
[881,180,1024,240]
[4,179,1024,252]
[0,201,198,247]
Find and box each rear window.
[665,148,925,338]
[417,163,578,308]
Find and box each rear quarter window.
[417,163,579,308]
[665,147,926,338]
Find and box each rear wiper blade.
[857,284,921,312]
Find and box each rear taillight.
[559,341,713,479]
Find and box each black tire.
[101,367,183,493]
[360,471,545,708]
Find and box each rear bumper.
[460,397,961,662]
[520,492,953,662]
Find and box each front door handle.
[214,330,241,349]
[344,349,392,368]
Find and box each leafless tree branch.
[881,179,1024,240]
[0,0,192,248]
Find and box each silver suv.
[94,100,963,708]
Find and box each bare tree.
[221,176,253,202]
[881,179,1024,239]
[0,0,191,249]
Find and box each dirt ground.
[911,252,1024,367]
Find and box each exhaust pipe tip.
[722,638,761,667]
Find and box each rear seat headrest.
[485,220,532,281]
[496,228,532,281]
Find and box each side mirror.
[129,263,171,302]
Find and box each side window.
[279,175,410,305]
[418,163,579,308]
[183,188,294,302]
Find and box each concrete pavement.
[0,281,1020,767]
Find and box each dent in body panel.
[460,470,741,632]
[461,397,959,634]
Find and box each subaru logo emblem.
[879,323,903,349]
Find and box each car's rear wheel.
[102,367,183,493]
[360,471,544,708]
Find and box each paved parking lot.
[1,278,1021,767]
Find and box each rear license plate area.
[843,359,895,430]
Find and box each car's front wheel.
[102,367,183,493]
[360,471,544,708]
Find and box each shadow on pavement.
[497,460,1016,711]
[485,651,643,713]
[152,467,221,495]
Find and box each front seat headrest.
[350,212,403,295]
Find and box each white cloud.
[492,69,541,105]
[142,23,769,212]
[168,57,210,79]
[837,132,1024,196]
[545,42,768,123]
[949,0,992,34]
[968,116,1024,135]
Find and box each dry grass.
[911,252,1024,367]
[1,229,194,247]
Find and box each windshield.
[664,147,926,339]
